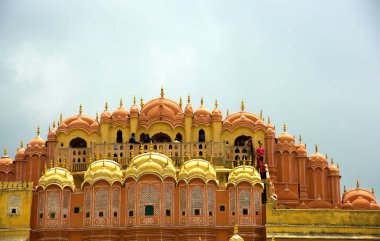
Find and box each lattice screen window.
[47,191,60,219]
[254,191,260,214]
[239,190,251,215]
[94,189,109,217]
[164,183,173,210]
[207,186,215,214]
[230,189,235,213]
[139,185,159,216]
[8,194,21,215]
[190,186,204,215]
[180,187,186,213]
[127,186,135,212]
[62,191,70,218]
[85,188,91,216]
[112,188,120,214]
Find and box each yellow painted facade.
[0,182,33,240]
[266,199,380,240]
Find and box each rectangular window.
[219,205,225,211]
[165,209,171,216]
[243,209,248,215]
[129,210,134,217]
[114,212,118,217]
[11,208,17,214]
[194,209,200,216]
[145,205,154,216]
[182,211,185,216]
[99,211,104,217]
[86,212,90,218]
[209,211,213,216]
[74,207,80,214]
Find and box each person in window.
[128,133,140,144]
[256,141,265,178]
[143,134,153,143]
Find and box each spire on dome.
[4,148,7,156]
[344,185,346,192]
[227,109,230,116]
[105,101,108,111]
[283,122,287,132]
[260,109,263,120]
[234,224,239,235]
[331,157,334,165]
[96,112,99,122]
[187,94,191,103]
[325,154,328,160]
[299,135,302,144]
[60,113,63,123]
[37,126,41,136]
[201,97,204,107]
[140,97,144,107]
[241,99,245,111]
[179,97,182,108]
[372,187,375,194]
[215,100,218,108]
[120,98,123,108]
[315,145,318,153]
[133,96,136,104]
[20,141,24,149]
[79,104,82,114]
[356,179,360,189]
[268,116,271,124]
[161,85,164,98]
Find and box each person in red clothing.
[256,141,265,177]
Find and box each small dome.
[178,159,217,183]
[38,167,75,191]
[15,146,25,161]
[342,201,353,210]
[277,187,298,200]
[130,98,139,117]
[28,135,46,147]
[352,196,371,210]
[0,150,13,165]
[370,201,380,210]
[211,100,222,121]
[47,127,57,141]
[308,198,332,209]
[193,98,212,126]
[58,112,99,135]
[223,111,260,132]
[100,102,111,122]
[112,99,129,120]
[125,152,176,181]
[83,159,123,187]
[296,143,307,156]
[227,165,263,187]
[229,225,244,241]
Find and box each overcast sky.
[0,0,379,195]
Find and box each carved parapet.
[0,181,33,190]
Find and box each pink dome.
[58,112,100,135]
[342,201,353,210]
[352,196,371,210]
[342,187,378,210]
[130,98,139,117]
[15,146,25,161]
[223,111,260,131]
[211,100,222,121]
[0,151,13,165]
[193,98,212,126]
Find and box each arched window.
[69,137,87,148]
[145,205,154,216]
[198,129,205,142]
[175,133,183,142]
[152,132,172,142]
[116,130,123,143]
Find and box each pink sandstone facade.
[0,89,378,241]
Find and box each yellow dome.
[229,225,244,241]
[228,165,263,188]
[82,159,123,187]
[125,152,176,181]
[178,159,217,184]
[38,167,75,191]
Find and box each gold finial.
[105,101,108,111]
[198,237,201,241]
[187,94,191,103]
[161,85,164,98]
[254,157,257,169]
[96,112,99,122]
[203,151,207,159]
[299,135,302,143]
[139,144,143,154]
[331,158,334,165]
[241,99,245,111]
[249,155,253,165]
[133,96,136,105]
[227,109,230,116]
[48,125,51,132]
[260,109,263,120]
[159,145,163,154]
[344,185,346,192]
[315,145,318,153]
[20,141,24,149]
[234,224,239,235]
[52,120,56,128]
[37,126,40,136]
[60,113,63,123]
[337,163,339,169]
[372,187,375,194]
[215,100,218,108]
[4,148,7,156]
[149,141,153,151]
[50,159,53,168]
[243,156,246,166]
[130,150,134,158]
[117,156,120,163]
[179,97,182,108]
[140,97,144,107]
[325,154,328,160]
[120,98,123,108]
[96,153,100,160]
[89,154,92,163]
[103,152,107,159]
[62,160,66,169]
[195,149,199,158]
[79,104,82,114]
[272,236,275,241]
[210,155,213,164]
[200,97,204,106]
[44,162,47,173]
[268,116,271,124]
[283,122,287,132]
[356,179,360,189]
[169,150,172,158]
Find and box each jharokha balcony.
[55,141,254,172]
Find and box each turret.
[184,94,193,142]
[211,100,222,141]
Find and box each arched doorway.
[234,135,251,146]
[198,129,205,142]
[152,132,172,142]
[175,133,183,142]
[69,137,87,148]
[116,130,123,143]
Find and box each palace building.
[0,87,379,241]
